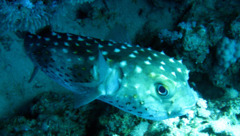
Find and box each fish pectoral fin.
[73,87,102,108]
[99,67,122,95]
[72,50,110,108]
[96,50,109,82]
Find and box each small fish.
[24,31,198,121]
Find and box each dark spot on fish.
[119,105,124,108]
[65,73,70,77]
[126,102,131,105]
[67,67,73,71]
[109,101,113,103]
[44,59,48,63]
[69,79,73,82]
[145,108,148,111]
[137,112,142,114]
[56,68,60,71]
[49,64,53,68]
[149,115,153,117]
[132,106,136,109]
[128,109,132,112]
[60,66,64,70]
[64,79,69,83]
[50,58,55,62]
[73,74,78,78]
[59,74,63,77]
[116,100,119,103]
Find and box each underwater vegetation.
[0,0,239,135]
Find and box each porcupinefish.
[24,31,198,121]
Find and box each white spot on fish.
[178,60,182,64]
[160,51,165,55]
[159,66,165,71]
[102,51,108,55]
[67,58,72,62]
[169,58,174,63]
[78,37,84,41]
[28,35,33,38]
[121,45,127,49]
[44,37,50,41]
[109,40,116,43]
[171,72,176,77]
[67,33,72,37]
[67,37,72,41]
[144,61,151,65]
[126,43,132,47]
[133,50,139,54]
[54,42,58,46]
[52,32,57,36]
[150,72,156,77]
[114,48,121,53]
[147,56,152,60]
[62,48,68,53]
[140,48,144,52]
[75,43,79,46]
[135,66,142,73]
[86,43,91,46]
[136,45,140,47]
[86,49,92,53]
[120,61,127,67]
[123,83,128,87]
[37,35,41,39]
[160,74,168,79]
[94,40,98,44]
[77,57,83,61]
[134,84,140,89]
[153,53,158,57]
[160,61,165,65]
[89,56,95,61]
[129,54,136,58]
[98,44,103,48]
[177,68,182,73]
[57,35,61,39]
[64,42,69,46]
[108,43,113,46]
[147,48,152,51]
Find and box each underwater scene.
[0,0,240,135]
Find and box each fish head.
[112,49,198,120]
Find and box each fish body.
[24,31,198,120]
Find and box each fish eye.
[156,84,168,96]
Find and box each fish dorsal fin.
[72,50,110,107]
